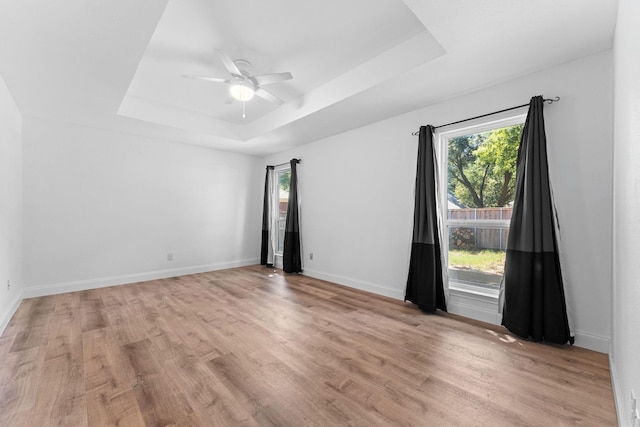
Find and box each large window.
[275,167,290,255]
[440,115,524,292]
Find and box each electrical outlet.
[309,252,314,260]
[167,253,174,261]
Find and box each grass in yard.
[449,249,506,275]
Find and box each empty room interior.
[1,0,639,426]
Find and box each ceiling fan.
[183,50,293,117]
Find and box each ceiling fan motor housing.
[233,59,252,75]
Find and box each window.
[275,167,290,255]
[439,115,524,293]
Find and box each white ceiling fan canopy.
[233,59,252,75]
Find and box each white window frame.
[273,165,291,257]
[436,113,526,320]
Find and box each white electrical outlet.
[167,253,174,261]
[309,252,314,260]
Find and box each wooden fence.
[448,207,512,251]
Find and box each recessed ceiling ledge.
[242,30,446,142]
[118,95,246,141]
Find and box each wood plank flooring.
[0,265,617,426]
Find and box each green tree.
[448,133,489,208]
[447,124,522,208]
[475,125,522,207]
[279,170,291,192]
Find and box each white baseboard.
[609,353,624,426]
[23,258,260,299]
[302,268,404,300]
[572,330,610,354]
[0,291,24,337]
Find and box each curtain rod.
[268,158,301,169]
[411,96,560,135]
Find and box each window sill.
[449,281,499,300]
[448,281,501,325]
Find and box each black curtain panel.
[501,96,571,344]
[260,166,275,267]
[405,126,447,313]
[283,159,302,273]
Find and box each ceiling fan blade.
[183,75,232,84]
[254,88,284,105]
[250,72,293,87]
[215,49,242,78]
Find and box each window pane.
[276,169,290,254]
[277,219,286,253]
[446,123,521,290]
[448,225,507,289]
[447,124,521,209]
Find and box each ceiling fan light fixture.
[229,84,254,101]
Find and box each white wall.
[265,50,613,353]
[612,0,640,424]
[22,118,262,296]
[0,73,23,334]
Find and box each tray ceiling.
[0,0,618,155]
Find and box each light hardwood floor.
[0,265,617,426]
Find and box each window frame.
[273,164,291,256]
[437,113,526,298]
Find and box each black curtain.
[283,159,302,273]
[405,126,447,312]
[260,166,275,267]
[501,96,571,344]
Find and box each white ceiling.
[0,0,618,156]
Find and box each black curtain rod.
[411,96,560,135]
[268,158,301,169]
